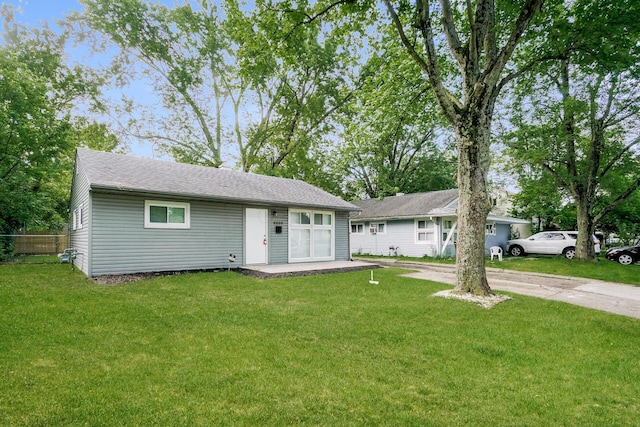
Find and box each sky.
[2,0,84,28]
[2,0,168,159]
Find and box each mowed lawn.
[1,265,639,426]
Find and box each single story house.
[349,189,530,257]
[69,148,358,277]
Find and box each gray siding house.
[349,190,529,258]
[69,149,358,277]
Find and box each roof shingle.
[351,190,459,220]
[76,148,358,211]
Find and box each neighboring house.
[349,189,530,257]
[69,149,358,277]
[489,187,531,238]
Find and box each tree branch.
[594,176,640,224]
[484,0,544,86]
[440,0,464,67]
[384,0,460,122]
[598,136,640,180]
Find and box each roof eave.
[89,184,359,211]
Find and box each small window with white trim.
[416,219,434,243]
[369,222,386,235]
[72,204,84,230]
[145,200,190,229]
[351,223,364,234]
[485,222,496,235]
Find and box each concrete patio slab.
[240,260,379,279]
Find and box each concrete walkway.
[361,259,640,319]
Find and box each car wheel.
[509,245,524,257]
[617,254,635,265]
[563,247,576,259]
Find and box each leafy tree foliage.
[0,7,111,259]
[336,31,457,199]
[504,0,640,260]
[76,0,358,178]
[378,0,544,295]
[0,47,72,258]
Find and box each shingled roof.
[75,148,358,211]
[351,189,459,220]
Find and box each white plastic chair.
[490,246,503,261]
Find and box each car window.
[549,233,565,240]
[567,233,577,239]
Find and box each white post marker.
[369,270,379,285]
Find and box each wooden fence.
[10,232,68,255]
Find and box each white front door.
[245,208,268,264]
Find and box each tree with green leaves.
[0,6,108,259]
[504,0,640,260]
[75,0,358,178]
[335,32,457,199]
[376,0,544,295]
[0,47,72,258]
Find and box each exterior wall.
[334,211,351,261]
[268,207,289,264]
[351,219,516,258]
[69,163,91,276]
[90,193,244,276]
[84,193,353,276]
[350,219,439,258]
[486,223,512,253]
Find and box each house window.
[72,204,84,230]
[369,222,386,235]
[485,222,496,235]
[144,200,190,229]
[416,219,434,243]
[290,210,334,261]
[351,223,364,234]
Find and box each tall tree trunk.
[454,112,493,295]
[575,195,597,260]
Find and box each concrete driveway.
[366,260,640,319]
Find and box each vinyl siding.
[69,162,91,276]
[351,218,514,258]
[485,224,511,253]
[268,207,289,264]
[335,211,350,261]
[90,193,243,276]
[350,219,439,258]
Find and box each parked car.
[507,231,601,259]
[605,245,640,265]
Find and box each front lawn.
[1,264,639,425]
[356,254,640,286]
[490,256,640,286]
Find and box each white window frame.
[485,222,496,236]
[72,204,84,231]
[289,209,334,262]
[415,219,435,244]
[369,222,387,235]
[351,223,364,235]
[144,200,191,229]
[78,204,84,229]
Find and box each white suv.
[507,231,601,259]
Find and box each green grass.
[355,254,640,286]
[3,255,60,264]
[1,264,639,425]
[491,256,640,286]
